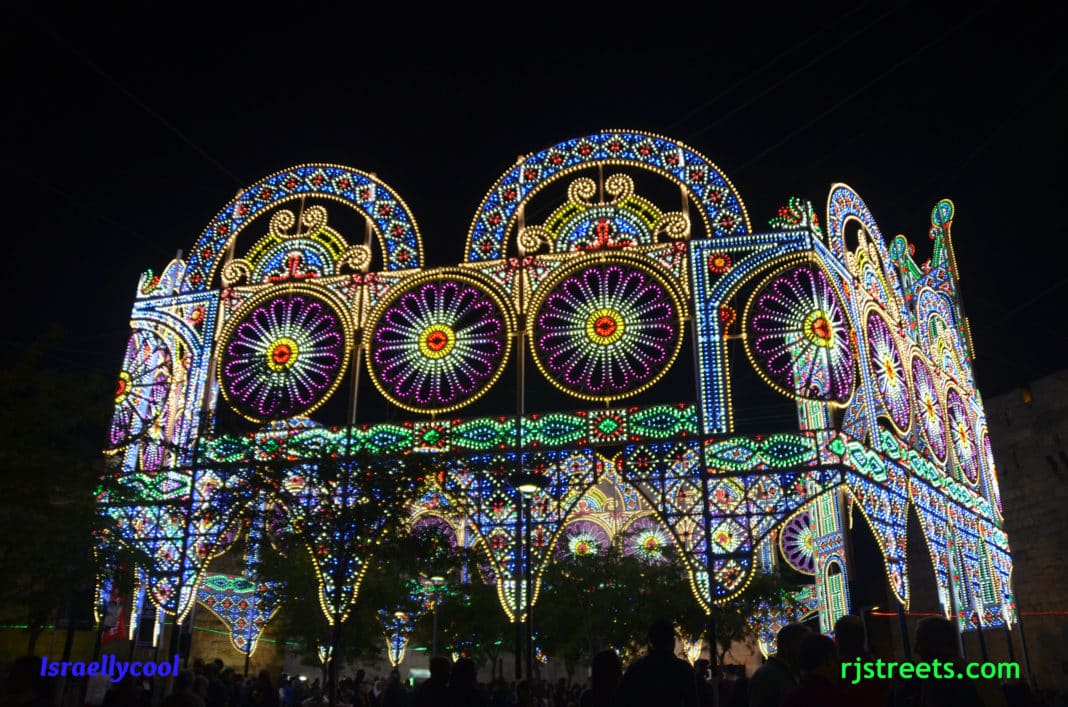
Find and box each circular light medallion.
[109,330,171,446]
[368,274,512,414]
[866,310,911,433]
[531,259,683,402]
[911,356,947,462]
[779,510,816,575]
[745,264,854,403]
[946,388,979,485]
[219,291,349,422]
[623,516,672,565]
[557,520,610,560]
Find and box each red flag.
[101,587,126,644]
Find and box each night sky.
[11,4,1066,407]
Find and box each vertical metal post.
[514,202,527,682]
[896,601,911,661]
[525,495,534,681]
[1015,611,1035,689]
[975,621,988,661]
[514,497,523,681]
[431,600,439,659]
[1003,625,1016,663]
[700,463,719,707]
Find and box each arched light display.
[100,139,1014,658]
[744,263,854,403]
[911,356,947,462]
[866,310,911,433]
[367,274,513,414]
[218,290,350,422]
[530,259,683,402]
[947,388,979,485]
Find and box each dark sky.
[10,4,1067,401]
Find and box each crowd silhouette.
[2,615,1060,707]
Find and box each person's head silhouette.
[647,618,676,653]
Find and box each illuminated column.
[811,488,851,634]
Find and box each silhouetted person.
[2,655,51,707]
[580,649,622,707]
[514,679,533,707]
[693,660,714,707]
[413,656,451,707]
[724,665,749,707]
[248,670,279,707]
[301,685,327,707]
[782,634,848,707]
[381,670,406,707]
[613,618,698,707]
[102,676,144,707]
[748,622,810,707]
[835,614,891,707]
[163,671,207,707]
[900,616,983,707]
[447,658,487,707]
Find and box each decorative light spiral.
[745,264,854,403]
[779,510,816,575]
[947,389,979,485]
[531,260,682,401]
[219,291,349,422]
[911,356,947,461]
[866,310,911,432]
[368,275,512,414]
[109,329,171,447]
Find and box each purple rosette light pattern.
[779,510,816,575]
[866,311,911,432]
[556,520,611,559]
[220,293,348,422]
[531,261,682,401]
[622,516,672,564]
[746,265,854,403]
[110,329,171,447]
[947,389,979,485]
[912,356,947,461]
[369,277,510,414]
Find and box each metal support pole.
[514,497,523,681]
[975,621,988,662]
[896,601,911,661]
[700,461,719,707]
[1015,613,1035,689]
[432,601,439,659]
[525,496,534,681]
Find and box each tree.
[704,570,803,666]
[0,331,114,653]
[252,452,476,696]
[535,540,804,674]
[408,576,513,672]
[536,543,699,677]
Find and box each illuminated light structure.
[98,133,1013,665]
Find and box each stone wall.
[985,369,1068,695]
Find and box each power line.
[666,2,876,134]
[683,4,906,143]
[31,16,245,188]
[728,4,996,176]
